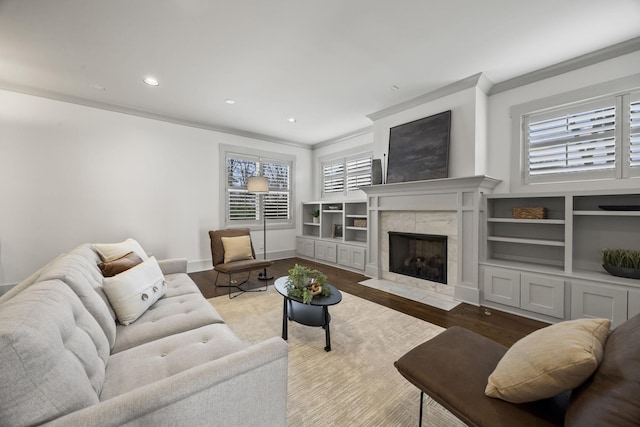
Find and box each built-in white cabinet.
[483,266,565,319]
[338,244,366,270]
[297,201,367,271]
[570,280,628,329]
[315,240,337,264]
[296,237,315,258]
[481,190,640,326]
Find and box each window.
[520,88,640,186]
[225,151,293,227]
[322,153,372,196]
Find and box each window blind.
[322,154,371,196]
[323,162,345,193]
[346,157,372,191]
[527,101,616,177]
[226,155,291,222]
[630,96,640,169]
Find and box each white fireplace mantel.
[360,175,500,305]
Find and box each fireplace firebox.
[388,232,447,284]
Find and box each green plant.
[285,264,330,303]
[601,248,640,269]
[311,209,320,218]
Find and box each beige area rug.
[209,287,466,427]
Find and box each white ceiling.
[1,0,639,146]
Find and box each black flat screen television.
[386,110,451,183]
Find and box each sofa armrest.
[43,337,289,427]
[158,258,188,275]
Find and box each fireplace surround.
[361,175,500,305]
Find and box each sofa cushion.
[101,323,248,400]
[112,293,226,353]
[98,251,143,277]
[565,313,640,426]
[221,235,254,263]
[164,272,203,297]
[0,280,109,427]
[93,238,149,262]
[485,318,610,403]
[36,244,117,348]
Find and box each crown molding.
[366,73,492,122]
[0,82,312,149]
[312,126,374,150]
[489,36,640,95]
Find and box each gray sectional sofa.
[0,243,288,427]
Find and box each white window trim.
[319,148,373,198]
[219,144,295,230]
[510,73,640,193]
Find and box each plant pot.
[312,217,319,223]
[603,264,640,280]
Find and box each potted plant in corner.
[311,209,320,223]
[286,264,331,303]
[601,248,640,279]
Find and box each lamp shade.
[247,176,269,193]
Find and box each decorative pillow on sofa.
[221,235,254,264]
[102,256,167,325]
[485,318,610,403]
[98,251,143,277]
[93,238,149,263]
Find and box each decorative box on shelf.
[353,219,367,228]
[512,207,546,219]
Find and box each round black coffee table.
[274,276,342,352]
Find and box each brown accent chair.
[395,313,640,427]
[209,228,273,298]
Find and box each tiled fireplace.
[361,175,499,305]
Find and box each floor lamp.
[247,175,273,280]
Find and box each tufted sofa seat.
[0,243,288,427]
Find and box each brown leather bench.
[395,313,640,426]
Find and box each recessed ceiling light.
[287,117,297,123]
[390,85,400,91]
[89,84,106,91]
[225,99,236,105]
[143,77,159,86]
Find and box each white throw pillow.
[93,238,149,263]
[102,256,167,325]
[221,235,254,263]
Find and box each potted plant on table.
[286,264,331,303]
[601,248,640,279]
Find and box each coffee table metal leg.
[324,306,331,352]
[282,298,288,340]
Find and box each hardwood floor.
[189,257,547,347]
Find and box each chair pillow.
[98,251,143,277]
[485,318,610,403]
[93,238,149,263]
[221,235,254,264]
[102,256,167,325]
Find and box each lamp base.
[258,271,273,281]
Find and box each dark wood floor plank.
[189,257,546,346]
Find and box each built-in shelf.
[482,190,640,327]
[488,218,566,224]
[573,210,640,217]
[487,236,565,246]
